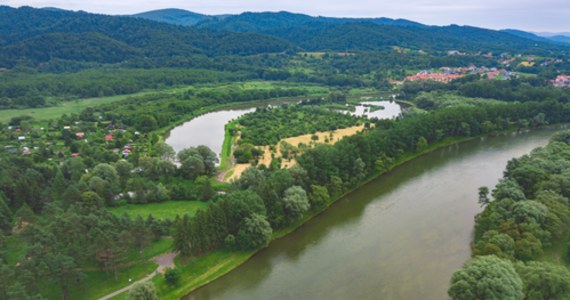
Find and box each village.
[1,113,149,163]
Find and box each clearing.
[108,200,209,220]
[227,124,369,181]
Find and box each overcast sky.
[3,0,569,32]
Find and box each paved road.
[98,252,177,300]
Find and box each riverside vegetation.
[1,4,570,300]
[448,130,570,300]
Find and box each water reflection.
[186,129,556,300]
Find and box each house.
[552,75,570,88]
[18,136,25,141]
[76,132,85,138]
[104,135,113,141]
[71,153,80,157]
[63,126,71,130]
[405,73,463,83]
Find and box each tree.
[282,186,310,222]
[196,176,214,201]
[14,204,34,229]
[52,169,67,200]
[46,253,85,300]
[128,282,158,300]
[178,155,205,180]
[516,261,570,300]
[309,184,330,208]
[164,268,180,286]
[114,160,133,188]
[236,213,272,250]
[0,193,13,233]
[448,255,523,300]
[196,145,218,174]
[80,191,104,209]
[416,136,428,152]
[493,179,526,202]
[224,190,266,232]
[90,163,119,187]
[173,215,192,256]
[153,142,175,161]
[473,230,515,260]
[61,184,82,209]
[478,186,490,207]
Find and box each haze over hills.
[502,29,570,45]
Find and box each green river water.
[185,128,558,300]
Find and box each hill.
[195,11,424,32]
[0,6,294,68]
[502,29,570,45]
[195,12,568,54]
[131,8,215,26]
[548,35,570,45]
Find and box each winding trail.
[98,252,177,300]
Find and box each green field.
[150,250,255,300]
[39,238,172,300]
[108,201,209,220]
[0,81,330,125]
[0,94,139,124]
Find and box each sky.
[3,0,569,32]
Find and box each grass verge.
[108,201,209,220]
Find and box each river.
[164,100,403,159]
[185,129,556,300]
[165,107,256,156]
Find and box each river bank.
[145,125,561,300]
[186,127,560,300]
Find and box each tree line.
[448,131,570,300]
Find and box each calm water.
[186,129,556,300]
[350,100,402,119]
[165,108,255,157]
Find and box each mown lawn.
[108,200,209,220]
[150,249,255,300]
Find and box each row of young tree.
[448,131,570,300]
[237,105,364,146]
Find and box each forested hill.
[0,6,294,68]
[194,11,424,32]
[193,12,567,54]
[131,8,216,26]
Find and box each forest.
[0,4,570,300]
[449,131,570,300]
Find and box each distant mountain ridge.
[0,6,295,68]
[134,9,568,53]
[131,8,219,26]
[0,5,567,69]
[193,11,425,32]
[502,29,570,45]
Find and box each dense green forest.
[0,6,294,67]
[194,12,568,54]
[448,131,570,300]
[1,4,570,300]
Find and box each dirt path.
[98,252,177,300]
